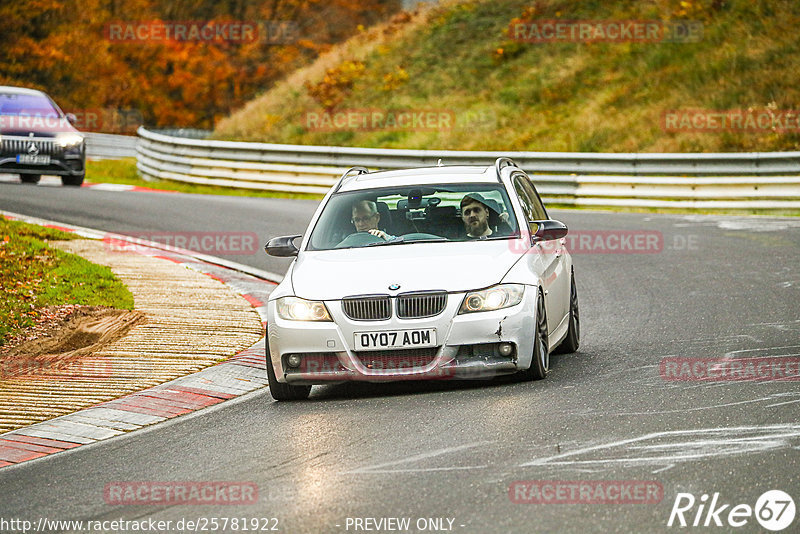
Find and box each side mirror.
[531,220,568,242]
[65,113,78,125]
[265,235,302,257]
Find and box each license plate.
[17,154,50,165]
[354,329,437,350]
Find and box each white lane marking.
[520,424,800,469]
[765,399,800,408]
[672,215,800,232]
[651,464,675,474]
[604,393,799,416]
[670,334,763,345]
[351,466,489,474]
[746,320,800,331]
[345,441,494,474]
[724,344,800,357]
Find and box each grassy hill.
[213,0,800,153]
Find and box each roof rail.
[494,157,518,180]
[333,166,370,192]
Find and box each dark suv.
[0,86,86,186]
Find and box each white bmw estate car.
[264,158,579,400]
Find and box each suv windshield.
[307,183,519,251]
[0,93,61,117]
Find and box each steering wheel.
[335,231,384,248]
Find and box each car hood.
[291,240,522,300]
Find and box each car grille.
[342,295,391,321]
[397,292,447,319]
[354,348,437,370]
[342,292,448,321]
[1,137,62,156]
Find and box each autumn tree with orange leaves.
[0,0,400,131]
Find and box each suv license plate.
[17,154,50,165]
[354,329,436,350]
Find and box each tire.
[554,269,580,354]
[61,173,84,187]
[20,174,41,184]
[266,337,311,401]
[519,289,549,381]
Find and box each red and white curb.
[0,212,279,469]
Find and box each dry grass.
[214,5,441,141]
[213,0,800,153]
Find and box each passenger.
[460,193,494,238]
[352,200,393,240]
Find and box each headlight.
[56,133,84,148]
[276,296,332,321]
[458,284,524,314]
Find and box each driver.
[352,200,394,240]
[460,193,494,238]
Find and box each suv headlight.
[458,284,524,314]
[276,296,332,321]
[56,133,84,148]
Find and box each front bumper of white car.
[266,287,538,384]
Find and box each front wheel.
[266,337,311,401]
[20,174,41,184]
[554,269,580,354]
[519,290,549,381]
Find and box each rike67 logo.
[668,490,795,531]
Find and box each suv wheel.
[20,174,41,184]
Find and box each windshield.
[0,93,61,117]
[307,182,519,251]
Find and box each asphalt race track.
[1,181,799,533]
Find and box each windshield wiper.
[365,236,447,247]
[483,234,519,241]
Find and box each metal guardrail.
[136,127,800,209]
[85,132,138,160]
[149,128,212,139]
[85,129,212,159]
